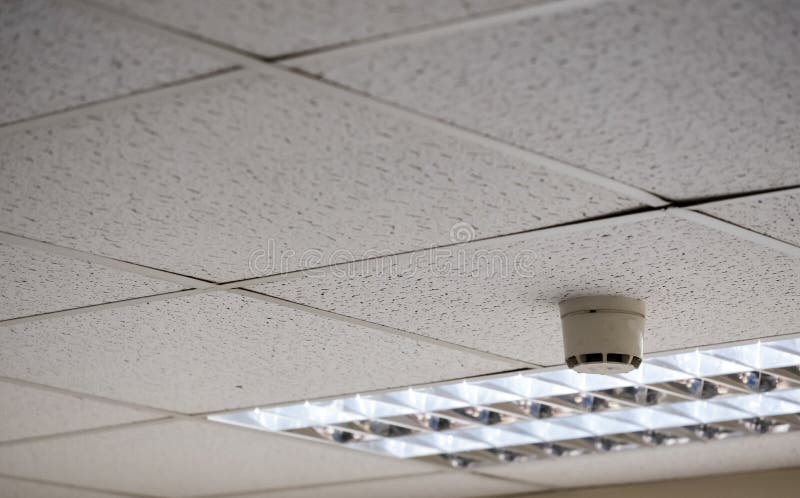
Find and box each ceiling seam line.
[0,209,668,327]
[668,208,800,258]
[11,196,797,330]
[687,185,800,210]
[231,288,536,368]
[70,0,667,208]
[256,65,668,207]
[0,375,189,418]
[0,472,161,498]
[230,207,666,288]
[0,288,219,328]
[0,67,247,138]
[0,231,215,288]
[4,180,792,312]
[278,0,616,66]
[0,417,177,448]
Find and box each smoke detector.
[559,296,646,375]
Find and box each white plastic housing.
[559,296,646,374]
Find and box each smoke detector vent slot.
[566,353,642,370]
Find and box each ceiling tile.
[99,0,536,58]
[0,0,228,125]
[0,476,126,498]
[252,212,800,365]
[293,0,800,200]
[0,291,512,413]
[236,472,544,498]
[699,189,800,247]
[480,431,800,488]
[0,381,159,443]
[0,71,640,282]
[0,241,184,321]
[0,420,436,497]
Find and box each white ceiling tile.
[0,420,436,497]
[0,381,159,443]
[699,189,800,247]
[0,241,184,321]
[99,0,536,58]
[0,71,639,282]
[253,212,800,365]
[480,431,800,488]
[237,472,544,498]
[0,476,126,498]
[0,291,511,413]
[294,0,800,200]
[0,0,228,125]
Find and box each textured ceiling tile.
[99,0,535,57]
[0,477,126,498]
[0,241,184,321]
[0,0,228,125]
[0,291,511,413]
[480,431,800,488]
[253,212,800,365]
[294,0,800,200]
[0,381,159,443]
[699,189,800,247]
[238,472,545,498]
[0,420,436,497]
[0,72,639,282]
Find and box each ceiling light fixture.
[208,336,800,468]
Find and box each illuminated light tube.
[208,336,800,466]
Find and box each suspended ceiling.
[1,0,799,497]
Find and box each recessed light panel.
[208,337,800,468]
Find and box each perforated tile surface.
[2,0,800,496]
[254,212,800,364]
[0,381,159,443]
[294,0,800,200]
[0,0,228,124]
[700,189,800,247]
[99,0,536,57]
[0,292,512,413]
[0,71,639,282]
[0,241,183,321]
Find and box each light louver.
[208,336,800,468]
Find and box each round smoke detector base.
[558,296,646,375]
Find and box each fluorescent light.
[378,388,467,412]
[208,336,800,467]
[533,368,634,391]
[352,437,440,458]
[433,381,522,405]
[555,413,643,436]
[734,390,800,417]
[459,425,541,447]
[709,342,800,370]
[602,405,696,430]
[479,374,577,398]
[616,361,693,385]
[512,419,592,442]
[667,399,750,424]
[652,350,750,378]
[403,432,489,453]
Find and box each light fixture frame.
[207,333,800,468]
